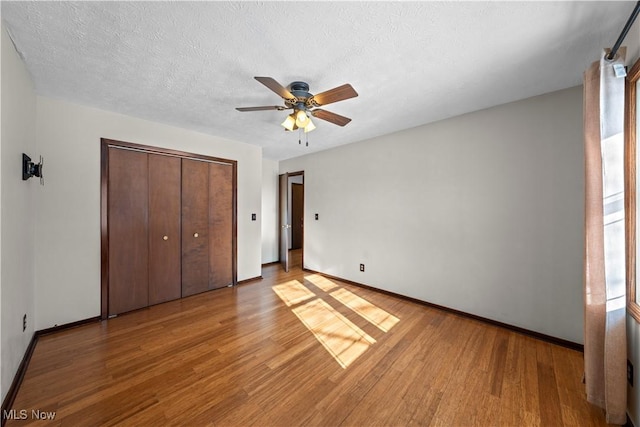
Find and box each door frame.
[279,173,290,272]
[100,138,238,319]
[279,171,304,271]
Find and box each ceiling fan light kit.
[303,120,316,133]
[281,114,297,131]
[295,109,310,128]
[236,77,358,139]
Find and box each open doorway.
[279,171,304,272]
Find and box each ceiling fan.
[236,77,358,133]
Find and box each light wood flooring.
[7,252,607,426]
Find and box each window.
[625,57,640,322]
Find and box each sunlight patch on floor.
[291,299,376,369]
[272,280,316,307]
[272,275,400,369]
[305,274,339,292]
[329,288,400,332]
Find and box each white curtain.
[583,48,627,425]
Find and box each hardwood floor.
[7,253,607,426]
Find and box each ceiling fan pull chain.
[306,132,309,147]
[299,127,302,144]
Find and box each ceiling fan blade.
[255,77,297,101]
[311,84,358,106]
[236,106,289,112]
[310,109,352,127]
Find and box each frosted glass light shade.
[295,110,310,128]
[304,119,316,133]
[281,114,296,131]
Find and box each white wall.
[281,86,584,344]
[1,25,37,401]
[262,158,278,264]
[34,97,263,330]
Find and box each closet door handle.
[163,235,169,241]
[193,232,199,238]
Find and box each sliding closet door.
[182,159,210,297]
[108,148,149,315]
[148,154,182,305]
[209,162,234,289]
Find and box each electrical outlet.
[23,314,26,332]
[360,264,365,272]
[251,213,256,221]
[315,213,319,220]
[628,359,634,387]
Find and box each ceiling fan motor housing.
[289,81,314,109]
[289,81,310,96]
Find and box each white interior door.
[279,173,290,272]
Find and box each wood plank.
[489,329,509,397]
[537,341,565,427]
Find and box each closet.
[101,139,237,318]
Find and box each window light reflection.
[305,274,339,292]
[291,299,376,369]
[272,276,400,369]
[329,288,400,332]
[272,280,316,307]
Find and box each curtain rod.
[607,1,640,60]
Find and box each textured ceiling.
[1,1,635,160]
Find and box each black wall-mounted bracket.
[22,153,44,185]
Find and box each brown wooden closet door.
[182,159,210,297]
[148,154,182,305]
[108,148,149,315]
[209,162,234,289]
